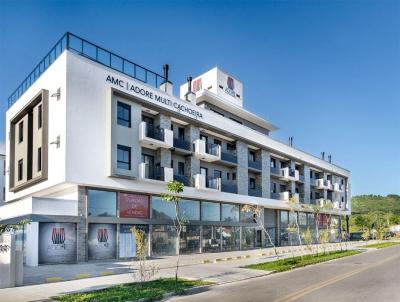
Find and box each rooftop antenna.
[328,155,332,163]
[163,64,169,87]
[321,151,325,160]
[288,136,293,147]
[187,76,192,93]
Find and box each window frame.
[117,101,131,128]
[117,144,131,170]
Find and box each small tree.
[311,204,322,256]
[241,204,279,259]
[0,219,30,253]
[303,227,313,253]
[361,230,370,245]
[319,229,330,254]
[130,227,158,286]
[286,224,298,261]
[160,180,186,288]
[287,197,303,247]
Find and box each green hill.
[351,194,400,214]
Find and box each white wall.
[25,222,39,267]
[0,154,5,206]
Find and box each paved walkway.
[1,241,363,302]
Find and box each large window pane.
[241,227,255,249]
[299,212,307,227]
[88,190,117,217]
[152,196,175,220]
[221,226,240,251]
[240,205,255,223]
[202,225,221,252]
[221,203,239,222]
[179,199,200,221]
[180,225,200,254]
[151,225,177,256]
[201,202,220,221]
[119,224,149,258]
[280,210,288,228]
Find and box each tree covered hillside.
[351,194,400,214]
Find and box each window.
[117,145,131,170]
[341,179,344,185]
[227,142,236,152]
[249,151,256,162]
[241,227,255,249]
[249,178,256,189]
[117,102,131,127]
[178,127,185,140]
[178,162,185,175]
[214,139,222,146]
[179,199,200,220]
[240,205,255,223]
[17,159,23,181]
[152,196,175,220]
[214,170,222,179]
[180,225,200,254]
[232,172,236,181]
[142,115,154,125]
[222,226,240,251]
[270,158,276,168]
[279,184,286,192]
[272,183,277,193]
[152,225,177,256]
[38,105,42,129]
[87,189,117,217]
[227,172,230,180]
[202,225,221,252]
[201,201,220,221]
[37,147,42,172]
[18,121,23,143]
[221,203,239,222]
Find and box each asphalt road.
[168,245,400,302]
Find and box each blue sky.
[0,0,399,195]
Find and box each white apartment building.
[1,33,351,267]
[0,154,5,206]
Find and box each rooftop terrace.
[7,32,168,108]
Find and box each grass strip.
[244,250,362,273]
[52,278,212,302]
[361,241,400,249]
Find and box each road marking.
[272,253,400,302]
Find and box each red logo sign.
[119,193,149,218]
[52,228,65,244]
[192,78,202,93]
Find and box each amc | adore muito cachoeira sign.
[106,75,204,120]
[38,222,77,264]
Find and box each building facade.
[1,33,351,266]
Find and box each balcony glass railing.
[173,138,191,151]
[248,188,262,197]
[206,177,220,190]
[143,164,164,181]
[270,167,280,175]
[248,160,262,170]
[145,123,165,141]
[173,174,190,186]
[221,182,237,194]
[221,150,237,164]
[8,32,167,108]
[205,143,219,156]
[271,192,280,200]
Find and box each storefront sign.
[119,193,149,218]
[38,223,77,264]
[88,224,117,260]
[106,75,203,120]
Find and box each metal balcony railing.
[221,150,237,164]
[221,182,237,194]
[248,160,262,170]
[8,32,167,108]
[173,138,191,151]
[145,123,165,141]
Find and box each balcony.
[173,138,191,152]
[221,182,238,194]
[279,167,299,182]
[193,140,221,162]
[220,150,237,165]
[299,174,305,182]
[248,187,262,197]
[333,183,345,192]
[138,163,173,182]
[139,122,173,149]
[316,179,332,190]
[173,174,190,186]
[279,191,299,202]
[248,160,262,171]
[194,174,221,191]
[270,167,280,176]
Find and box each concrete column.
[185,125,200,186]
[25,222,39,267]
[155,114,172,168]
[290,160,296,194]
[261,150,271,198]
[323,172,328,200]
[236,141,249,195]
[160,81,173,96]
[259,209,266,247]
[303,165,311,204]
[77,186,87,263]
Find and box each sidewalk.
[1,241,363,302]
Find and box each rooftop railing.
[8,32,168,108]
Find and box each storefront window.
[307,213,315,228]
[119,224,149,258]
[221,203,239,222]
[201,202,220,221]
[241,227,255,249]
[179,199,200,221]
[88,190,117,217]
[299,212,307,227]
[289,212,297,226]
[265,227,276,247]
[202,225,221,252]
[280,211,289,228]
[152,196,175,220]
[180,225,201,254]
[221,226,240,251]
[88,224,117,260]
[151,225,177,256]
[240,205,255,223]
